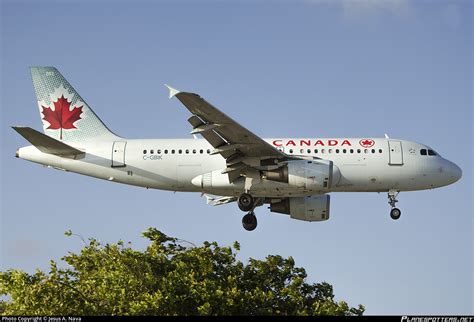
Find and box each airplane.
[13,67,462,231]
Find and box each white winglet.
[164,84,180,99]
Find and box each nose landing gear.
[390,207,401,220]
[388,190,401,220]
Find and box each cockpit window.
[421,148,438,156]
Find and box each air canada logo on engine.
[359,139,375,148]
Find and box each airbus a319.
[13,67,462,231]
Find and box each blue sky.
[1,0,472,315]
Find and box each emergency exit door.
[112,141,127,167]
[388,141,403,165]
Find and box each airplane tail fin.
[30,67,119,142]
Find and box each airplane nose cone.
[447,161,462,183]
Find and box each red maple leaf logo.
[42,95,82,140]
[359,139,375,148]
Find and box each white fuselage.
[17,137,462,198]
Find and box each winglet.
[164,84,180,99]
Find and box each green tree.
[0,228,364,316]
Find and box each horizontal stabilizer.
[203,194,237,206]
[12,126,85,158]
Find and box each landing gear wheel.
[390,208,401,220]
[238,193,254,212]
[387,190,401,220]
[242,213,257,231]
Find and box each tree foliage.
[0,228,364,316]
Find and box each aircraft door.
[112,141,127,167]
[388,141,403,165]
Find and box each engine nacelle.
[263,160,340,191]
[270,195,330,222]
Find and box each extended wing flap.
[12,126,85,158]
[168,85,289,182]
[188,115,226,148]
[174,91,285,158]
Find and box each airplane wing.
[166,85,289,182]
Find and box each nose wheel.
[388,190,401,220]
[390,207,401,220]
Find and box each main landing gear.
[238,193,258,231]
[388,190,401,220]
[238,193,254,212]
[242,212,257,231]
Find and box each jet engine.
[270,195,330,222]
[263,160,340,191]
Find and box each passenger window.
[314,149,318,154]
[329,149,332,153]
[420,149,427,156]
[336,149,340,154]
[350,149,354,154]
[178,149,182,154]
[428,149,437,156]
[171,149,175,154]
[200,149,203,154]
[357,149,361,153]
[157,149,161,154]
[193,149,196,154]
[321,149,325,154]
[343,149,346,153]
[150,149,154,154]
[379,149,382,153]
[371,149,375,153]
[307,149,311,154]
[143,150,147,154]
[289,149,293,154]
[186,149,189,154]
[207,149,211,154]
[164,150,168,154]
